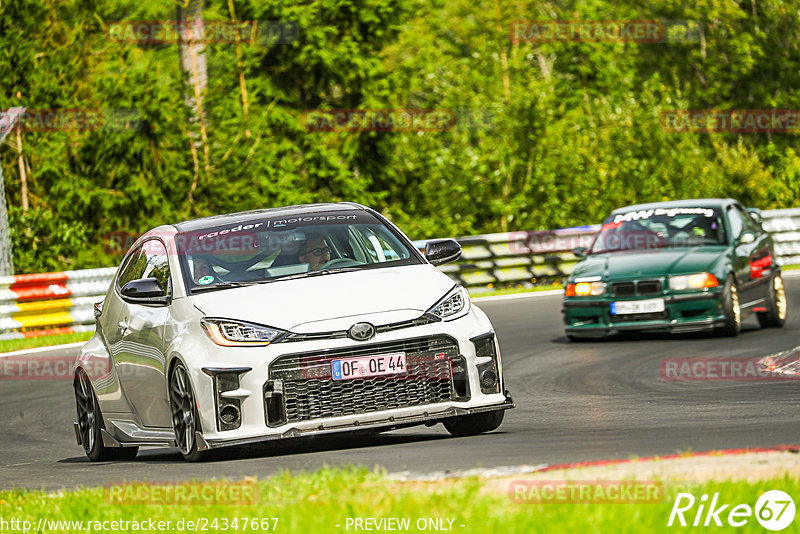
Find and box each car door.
[114,238,173,429]
[97,244,146,414]
[727,204,771,305]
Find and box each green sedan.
[563,199,787,339]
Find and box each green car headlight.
[566,281,606,297]
[668,273,719,291]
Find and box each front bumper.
[198,394,515,450]
[178,306,512,445]
[563,289,725,336]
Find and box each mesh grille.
[269,336,459,423]
[612,282,635,297]
[612,280,662,297]
[637,280,662,295]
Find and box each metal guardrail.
[761,209,800,265]
[416,225,599,290]
[3,208,800,339]
[0,269,115,340]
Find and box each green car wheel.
[717,275,741,337]
[757,272,787,328]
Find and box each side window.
[736,205,759,233]
[347,225,408,264]
[117,246,146,289]
[142,240,171,293]
[727,206,745,239]
[116,240,171,293]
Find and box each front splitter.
[199,395,516,451]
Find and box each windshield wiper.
[268,266,364,282]
[191,281,262,293]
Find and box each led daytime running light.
[202,319,283,346]
[428,286,470,320]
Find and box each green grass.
[1,467,797,533]
[0,331,93,353]
[469,283,563,298]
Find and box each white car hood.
[191,265,455,333]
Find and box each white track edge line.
[473,289,564,302]
[0,341,86,358]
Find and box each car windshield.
[176,210,422,294]
[590,207,728,254]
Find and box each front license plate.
[610,298,665,315]
[331,352,406,380]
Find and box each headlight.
[202,318,286,346]
[565,281,606,297]
[669,273,719,291]
[427,285,471,321]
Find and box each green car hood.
[572,246,727,280]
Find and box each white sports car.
[74,203,514,461]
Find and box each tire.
[74,368,139,461]
[169,362,208,462]
[443,410,505,437]
[717,275,741,337]
[757,272,788,328]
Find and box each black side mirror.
[425,239,462,266]
[120,277,170,305]
[572,246,587,259]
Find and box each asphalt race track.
[3,278,800,490]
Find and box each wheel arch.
[166,352,205,434]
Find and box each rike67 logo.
[668,490,795,531]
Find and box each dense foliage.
[2,0,799,272]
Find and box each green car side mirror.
[738,231,756,245]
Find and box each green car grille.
[611,280,662,297]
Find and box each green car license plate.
[610,299,665,315]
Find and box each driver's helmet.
[690,215,719,241]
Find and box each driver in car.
[298,233,331,271]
